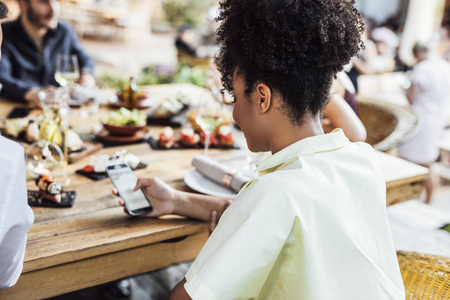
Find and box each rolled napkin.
[192,155,257,193]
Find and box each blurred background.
[2,1,449,299]
[1,0,447,82]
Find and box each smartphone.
[106,164,153,215]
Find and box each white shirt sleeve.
[0,139,34,288]
[184,178,295,300]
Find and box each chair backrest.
[397,250,450,299]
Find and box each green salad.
[103,108,147,126]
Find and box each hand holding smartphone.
[107,164,153,215]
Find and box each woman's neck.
[270,113,324,154]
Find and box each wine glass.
[55,54,80,88]
[195,91,224,156]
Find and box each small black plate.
[75,162,148,180]
[28,190,76,208]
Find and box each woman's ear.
[256,83,271,113]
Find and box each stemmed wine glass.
[195,91,224,156]
[55,54,80,88]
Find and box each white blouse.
[0,136,34,288]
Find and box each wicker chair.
[359,98,420,152]
[397,250,450,299]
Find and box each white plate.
[184,170,237,198]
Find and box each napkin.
[192,155,257,193]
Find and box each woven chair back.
[397,250,450,299]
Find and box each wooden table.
[0,85,428,299]
[377,151,428,205]
[0,142,244,299]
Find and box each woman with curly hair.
[117,0,405,298]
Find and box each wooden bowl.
[102,122,146,137]
[359,97,419,152]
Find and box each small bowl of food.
[102,108,147,136]
[116,90,148,102]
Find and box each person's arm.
[405,83,419,105]
[116,177,233,222]
[323,93,367,142]
[0,48,38,102]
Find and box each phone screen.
[107,164,152,214]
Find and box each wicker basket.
[359,97,420,152]
[397,250,450,299]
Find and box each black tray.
[75,162,147,180]
[28,190,76,208]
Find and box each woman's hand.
[114,177,176,217]
[114,177,234,222]
[208,199,233,234]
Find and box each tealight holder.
[26,140,64,178]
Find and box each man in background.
[0,0,94,107]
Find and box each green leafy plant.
[162,0,213,27]
[97,63,207,90]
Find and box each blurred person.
[175,24,218,64]
[116,0,404,299]
[0,0,95,107]
[345,19,378,92]
[333,70,360,116]
[371,22,400,59]
[175,24,198,57]
[0,1,34,289]
[398,42,450,203]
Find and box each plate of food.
[148,126,238,150]
[96,108,148,145]
[146,95,189,126]
[76,150,146,180]
[2,114,102,163]
[108,93,152,110]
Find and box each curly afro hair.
[215,0,364,125]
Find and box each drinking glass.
[195,92,224,156]
[55,54,80,87]
[38,89,69,164]
[38,89,67,119]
